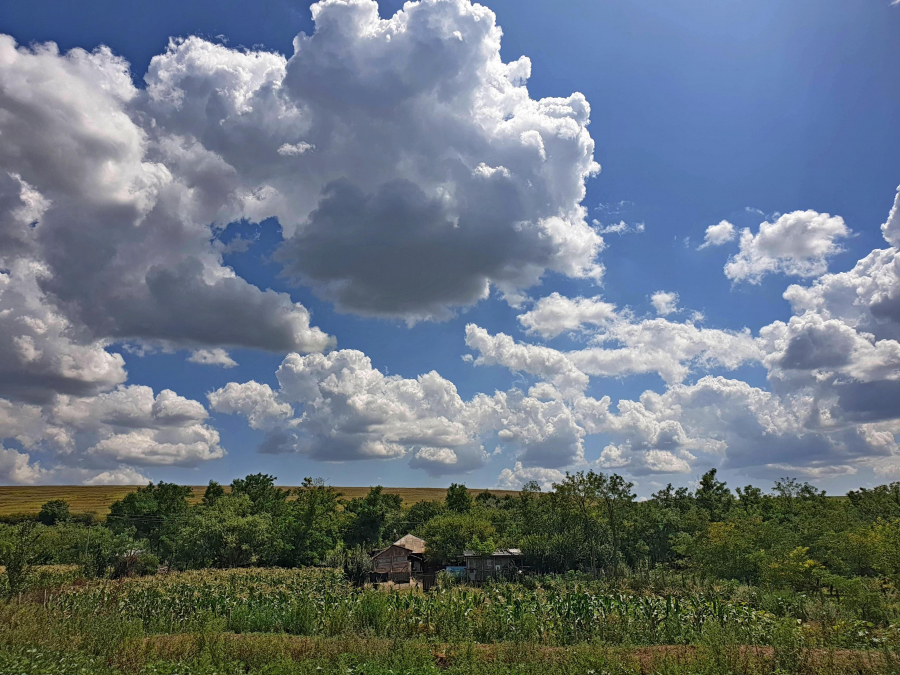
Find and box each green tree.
[107,482,192,552]
[445,483,473,513]
[847,482,900,521]
[475,490,499,507]
[0,522,40,597]
[406,499,445,526]
[325,543,373,586]
[735,485,765,514]
[770,477,826,523]
[344,486,403,548]
[37,499,70,526]
[170,493,275,568]
[202,480,225,506]
[549,472,602,573]
[695,469,734,522]
[596,471,636,572]
[466,533,498,555]
[871,518,900,586]
[230,473,288,514]
[552,470,634,575]
[690,519,769,583]
[277,478,345,566]
[79,527,144,579]
[420,512,495,563]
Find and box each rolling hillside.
[0,485,520,517]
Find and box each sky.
[0,0,898,496]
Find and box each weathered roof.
[372,543,412,559]
[463,548,522,557]
[393,534,426,554]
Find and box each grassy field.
[2,567,898,674]
[0,485,519,517]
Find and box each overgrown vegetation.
[2,470,900,673]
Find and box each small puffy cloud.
[597,444,630,468]
[188,349,237,368]
[214,347,597,474]
[763,463,857,480]
[409,446,489,476]
[517,293,616,339]
[697,220,736,249]
[277,142,314,156]
[497,461,564,490]
[492,389,586,468]
[593,220,645,235]
[49,386,225,467]
[643,449,692,474]
[208,381,293,430]
[725,211,850,283]
[87,427,223,467]
[759,313,900,387]
[783,247,900,342]
[465,324,590,396]
[650,291,679,316]
[84,466,151,485]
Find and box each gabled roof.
[372,543,412,559]
[393,534,426,554]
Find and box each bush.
[112,551,160,578]
[37,500,70,526]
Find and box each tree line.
[2,469,900,598]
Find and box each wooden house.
[371,534,427,583]
[393,534,426,574]
[463,548,523,582]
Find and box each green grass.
[0,486,520,517]
[2,567,900,674]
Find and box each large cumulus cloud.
[0,0,607,480]
[209,348,604,475]
[0,34,335,481]
[144,0,604,320]
[0,385,224,484]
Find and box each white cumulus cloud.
[651,291,679,316]
[725,210,851,283]
[698,220,736,249]
[517,293,616,339]
[188,349,238,368]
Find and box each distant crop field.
[0,485,519,517]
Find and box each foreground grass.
[3,629,900,674]
[3,567,900,674]
[0,486,519,517]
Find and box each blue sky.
[0,0,898,495]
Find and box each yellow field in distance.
[0,485,520,517]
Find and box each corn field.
[42,568,896,649]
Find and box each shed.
[463,548,523,582]
[372,544,413,579]
[371,534,429,584]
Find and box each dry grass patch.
[0,485,519,517]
